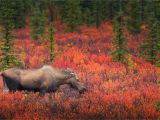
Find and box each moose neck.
[56,73,71,87]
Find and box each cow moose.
[0,65,87,95]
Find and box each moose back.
[0,65,86,94]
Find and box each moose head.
[64,68,87,94]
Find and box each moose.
[0,65,87,95]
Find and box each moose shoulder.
[0,65,86,94]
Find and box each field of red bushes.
[0,22,160,119]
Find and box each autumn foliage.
[0,22,160,119]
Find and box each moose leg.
[23,90,29,97]
[3,79,9,93]
[39,89,46,96]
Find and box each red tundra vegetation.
[0,22,160,119]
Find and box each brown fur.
[0,65,86,94]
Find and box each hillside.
[0,22,159,119]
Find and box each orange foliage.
[0,22,159,119]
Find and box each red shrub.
[0,22,159,119]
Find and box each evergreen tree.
[30,3,46,40]
[32,0,47,11]
[48,0,55,62]
[112,11,128,63]
[127,0,141,34]
[140,16,160,65]
[144,0,155,24]
[13,0,26,29]
[145,0,160,22]
[62,0,82,32]
[92,0,103,28]
[140,0,159,24]
[155,1,160,20]
[139,0,149,23]
[49,23,55,62]
[80,0,94,26]
[82,8,93,26]
[100,0,116,21]
[105,0,120,21]
[0,0,21,69]
[81,0,123,27]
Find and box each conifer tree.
[48,0,55,62]
[82,8,93,26]
[92,0,102,28]
[63,0,82,32]
[139,0,149,23]
[0,0,21,69]
[112,0,128,63]
[92,0,111,27]
[30,3,46,40]
[140,16,160,65]
[112,11,128,63]
[48,23,55,62]
[127,0,141,34]
[105,0,121,21]
[80,0,96,26]
[13,0,26,29]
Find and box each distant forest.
[0,0,160,68]
[0,0,160,31]
[0,1,160,119]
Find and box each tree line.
[1,0,160,32]
[0,0,160,69]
